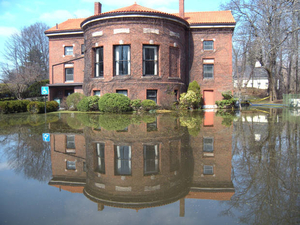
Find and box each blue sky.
[0,0,227,67]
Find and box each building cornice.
[45,30,83,37]
[81,12,189,29]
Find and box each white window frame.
[203,40,214,50]
[143,45,158,76]
[64,46,73,56]
[114,45,130,75]
[95,47,103,77]
[203,64,214,79]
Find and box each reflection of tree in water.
[222,109,300,224]
[1,125,52,181]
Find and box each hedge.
[0,100,30,114]
[27,101,59,114]
[141,99,157,111]
[66,93,86,110]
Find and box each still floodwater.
[0,109,299,225]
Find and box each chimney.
[94,2,102,15]
[179,0,184,18]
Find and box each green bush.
[27,101,58,114]
[131,99,142,111]
[222,91,233,100]
[187,81,202,109]
[141,100,157,111]
[27,80,49,97]
[77,96,100,112]
[66,93,86,110]
[0,100,30,114]
[179,91,197,109]
[27,101,44,114]
[98,93,131,113]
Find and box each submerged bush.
[27,101,59,114]
[131,99,142,111]
[98,93,131,113]
[0,100,30,114]
[66,93,85,110]
[77,96,100,112]
[141,99,157,111]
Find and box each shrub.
[27,101,58,114]
[187,81,202,109]
[27,80,49,97]
[77,97,89,112]
[66,93,85,110]
[141,99,157,111]
[0,100,30,114]
[27,101,44,114]
[179,91,197,109]
[98,93,131,113]
[131,99,142,111]
[222,91,233,100]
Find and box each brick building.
[45,0,235,108]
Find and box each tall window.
[203,41,214,50]
[144,144,159,175]
[115,145,131,175]
[96,143,105,174]
[65,68,74,81]
[147,90,157,103]
[143,45,158,75]
[64,46,73,56]
[203,64,214,78]
[95,47,103,77]
[203,137,214,152]
[66,135,75,149]
[114,45,130,75]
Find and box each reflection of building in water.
[49,133,86,192]
[187,111,234,201]
[48,113,234,215]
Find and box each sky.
[0,0,228,68]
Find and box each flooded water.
[0,109,299,225]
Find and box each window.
[203,41,214,50]
[64,46,73,56]
[144,144,159,175]
[147,90,157,103]
[116,90,128,96]
[95,47,103,77]
[115,145,131,175]
[81,44,85,55]
[96,143,105,174]
[65,68,74,81]
[203,64,213,78]
[114,45,130,75]
[93,90,100,96]
[203,138,214,152]
[66,161,76,170]
[143,45,158,75]
[65,90,74,96]
[203,165,213,175]
[66,135,75,149]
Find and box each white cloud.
[0,26,19,37]
[40,10,74,24]
[40,9,92,25]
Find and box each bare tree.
[223,0,300,101]
[0,22,49,99]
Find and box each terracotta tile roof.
[46,18,85,32]
[45,4,235,33]
[107,3,163,14]
[173,11,236,24]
